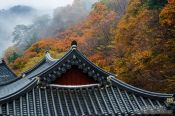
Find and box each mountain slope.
[114,0,175,92]
[5,0,175,93]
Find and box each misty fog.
[0,0,97,57]
[0,5,51,57]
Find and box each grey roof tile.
[24,52,58,78]
[0,86,172,115]
[0,60,17,85]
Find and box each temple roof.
[0,41,174,115]
[23,52,58,78]
[0,59,18,86]
[0,84,173,115]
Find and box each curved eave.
[36,48,115,78]
[45,52,58,62]
[23,52,58,77]
[111,77,173,99]
[0,78,37,104]
[1,62,17,78]
[0,77,20,86]
[23,57,46,76]
[20,46,173,100]
[0,61,17,85]
[36,48,74,76]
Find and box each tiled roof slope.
[23,52,58,78]
[0,59,18,86]
[0,85,172,115]
[0,41,174,115]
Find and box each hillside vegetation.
[5,0,175,93]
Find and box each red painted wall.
[53,66,96,85]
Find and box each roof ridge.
[49,84,100,88]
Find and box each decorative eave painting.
[0,0,174,115]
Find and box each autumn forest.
[4,0,175,93]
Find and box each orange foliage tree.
[160,0,175,38]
